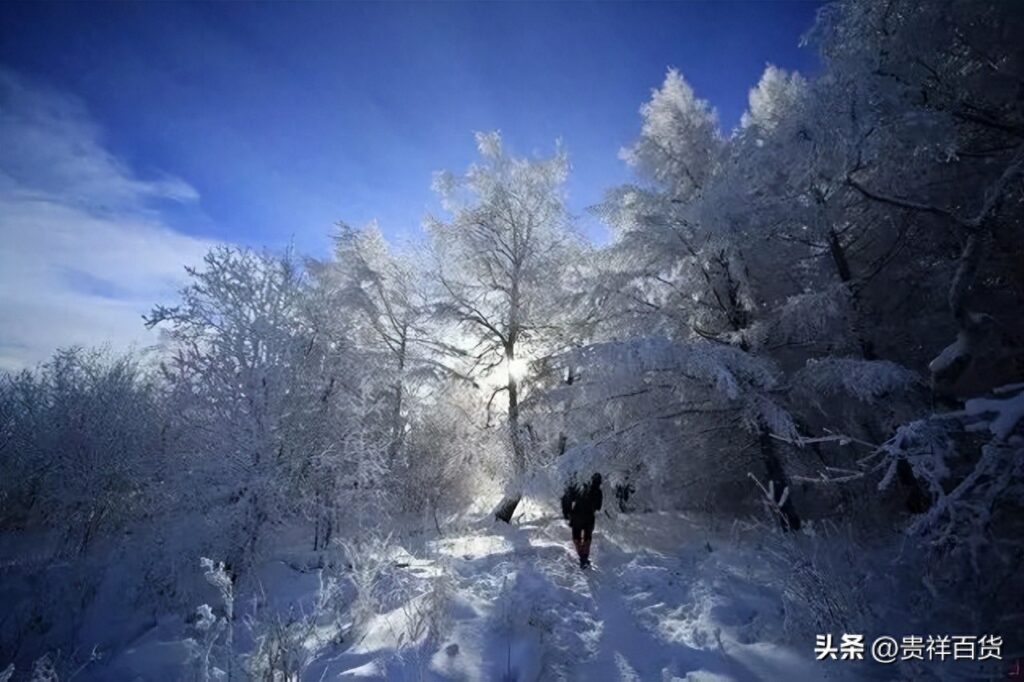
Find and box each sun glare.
[507,358,528,382]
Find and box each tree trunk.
[723,257,801,531]
[493,495,522,524]
[949,231,983,328]
[313,511,319,551]
[828,226,930,512]
[555,366,575,457]
[507,364,525,476]
[759,429,801,531]
[495,348,526,523]
[323,513,334,548]
[826,227,876,360]
[387,330,408,465]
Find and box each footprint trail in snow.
[327,511,832,681]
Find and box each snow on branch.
[750,285,851,350]
[793,384,1024,569]
[794,357,921,403]
[963,388,1024,441]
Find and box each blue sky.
[0,1,821,368]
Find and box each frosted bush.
[243,573,343,682]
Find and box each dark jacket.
[562,481,602,529]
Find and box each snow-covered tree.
[814,0,1024,394]
[595,70,804,527]
[596,70,734,343]
[427,132,581,521]
[621,68,720,203]
[146,246,388,566]
[0,348,165,553]
[310,222,431,463]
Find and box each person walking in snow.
[562,472,602,569]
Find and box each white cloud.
[0,68,219,371]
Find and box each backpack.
[560,484,577,519]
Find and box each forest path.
[327,510,829,681]
[566,524,755,681]
[98,509,835,680]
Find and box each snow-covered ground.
[90,506,857,681]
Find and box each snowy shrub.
[28,655,58,682]
[339,533,404,630]
[753,520,876,642]
[400,563,455,649]
[900,388,1023,566]
[786,384,1024,654]
[243,573,344,682]
[0,548,115,673]
[0,649,103,682]
[183,558,236,682]
[807,384,1024,572]
[372,562,457,680]
[184,604,228,682]
[243,612,308,682]
[0,348,165,550]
